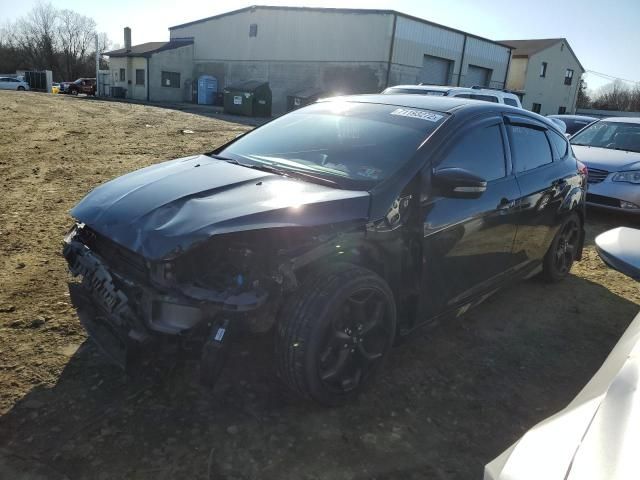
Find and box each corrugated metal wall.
[166,7,513,111]
[463,37,510,87]
[392,16,465,73]
[170,9,394,62]
[390,15,510,88]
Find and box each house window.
[564,69,574,85]
[161,71,180,88]
[540,62,547,77]
[119,68,125,81]
[135,69,145,86]
[558,106,567,114]
[532,103,542,114]
[249,23,258,37]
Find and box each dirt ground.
[0,91,638,480]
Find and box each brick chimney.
[124,27,131,52]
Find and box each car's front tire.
[17,86,25,91]
[276,263,396,406]
[542,212,581,282]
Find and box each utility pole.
[95,34,100,97]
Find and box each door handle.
[497,198,515,210]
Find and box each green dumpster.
[223,81,272,117]
[286,88,325,112]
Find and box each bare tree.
[591,80,635,111]
[0,3,110,81]
[13,2,59,71]
[96,32,112,69]
[576,79,590,109]
[58,9,96,79]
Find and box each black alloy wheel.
[554,218,580,275]
[542,213,581,282]
[276,263,396,406]
[318,288,391,393]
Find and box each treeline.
[0,3,110,82]
[578,80,640,112]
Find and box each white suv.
[382,85,522,108]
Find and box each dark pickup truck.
[61,78,96,95]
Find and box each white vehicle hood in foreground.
[485,310,640,480]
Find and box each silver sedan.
[571,117,640,214]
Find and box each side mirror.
[595,227,640,281]
[432,167,487,198]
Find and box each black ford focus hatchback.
[64,95,586,405]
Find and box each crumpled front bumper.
[63,237,221,369]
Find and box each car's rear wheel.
[276,263,396,406]
[542,212,581,282]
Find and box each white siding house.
[105,39,194,103]
[502,38,585,115]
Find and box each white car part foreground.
[485,311,640,480]
[486,227,640,480]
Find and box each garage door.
[419,55,453,85]
[465,65,492,87]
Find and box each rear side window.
[547,130,569,159]
[471,94,499,103]
[509,125,553,173]
[438,124,506,181]
[384,88,447,96]
[453,93,499,103]
[503,98,519,107]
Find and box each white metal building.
[501,38,585,115]
[166,6,512,113]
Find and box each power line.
[584,70,640,85]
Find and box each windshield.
[219,101,447,187]
[571,121,640,153]
[561,118,595,135]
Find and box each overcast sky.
[2,0,639,90]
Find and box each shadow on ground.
[1,273,637,480]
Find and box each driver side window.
[437,124,507,182]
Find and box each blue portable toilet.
[197,75,217,105]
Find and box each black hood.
[71,155,370,260]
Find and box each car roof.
[387,85,453,92]
[321,93,525,115]
[319,94,562,133]
[600,117,640,124]
[548,114,598,121]
[386,84,519,99]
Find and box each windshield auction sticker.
[390,108,443,122]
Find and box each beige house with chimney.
[105,27,194,102]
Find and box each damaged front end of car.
[63,223,292,384]
[63,216,370,386]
